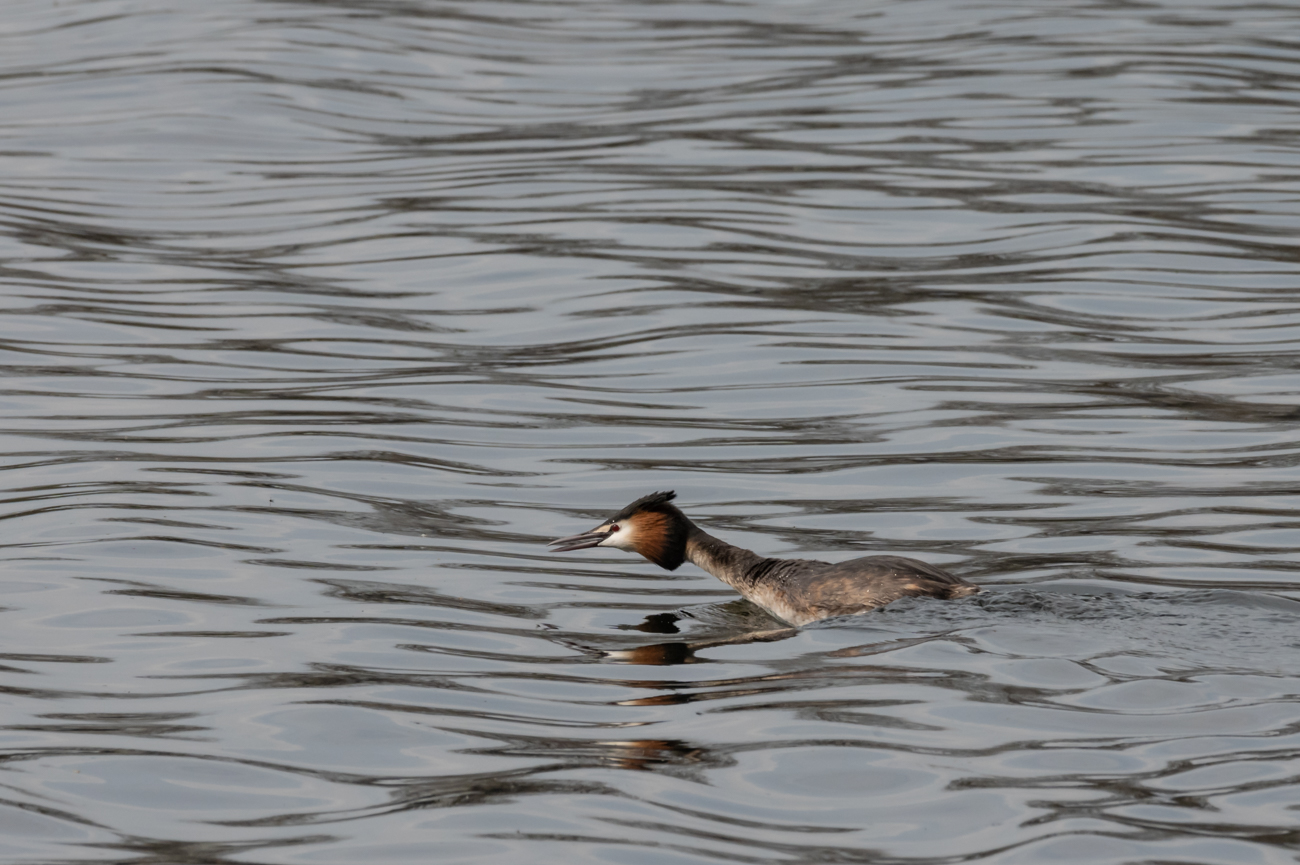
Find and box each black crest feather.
[609,490,677,523]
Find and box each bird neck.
[685,527,770,591]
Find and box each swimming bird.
[548,491,978,626]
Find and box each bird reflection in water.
[595,610,798,666]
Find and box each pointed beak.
[547,530,608,552]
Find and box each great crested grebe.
[548,491,978,626]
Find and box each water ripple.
[1,0,1300,863]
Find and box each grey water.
[2,0,1300,862]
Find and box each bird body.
[549,491,978,626]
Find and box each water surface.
[2,1,1300,862]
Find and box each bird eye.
[609,524,620,532]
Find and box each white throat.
[596,523,639,551]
